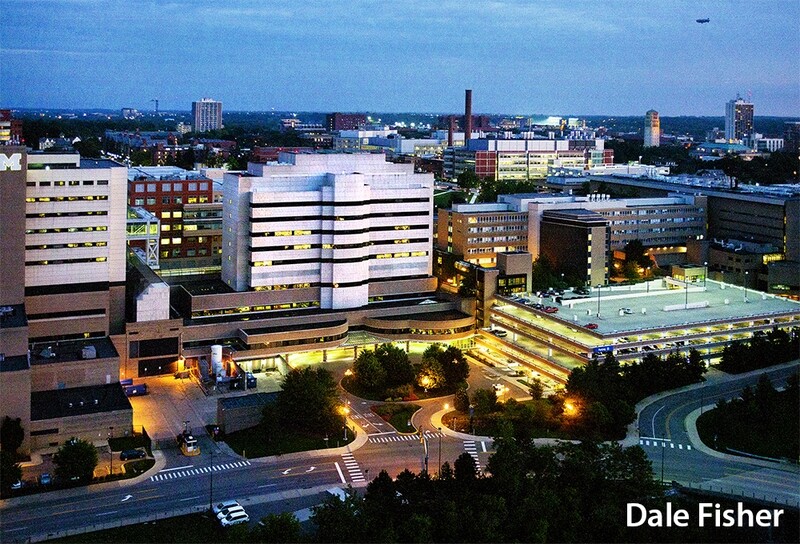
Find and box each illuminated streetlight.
[744,271,749,302]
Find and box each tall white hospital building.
[222,153,434,309]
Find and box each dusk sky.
[2,0,799,116]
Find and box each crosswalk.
[150,460,251,482]
[368,431,444,444]
[341,452,365,483]
[640,439,692,451]
[464,440,481,470]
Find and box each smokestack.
[464,89,472,146]
[447,116,454,147]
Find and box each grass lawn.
[223,426,355,458]
[372,403,421,433]
[434,190,469,209]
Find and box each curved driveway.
[636,362,799,507]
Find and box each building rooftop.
[80,158,124,169]
[31,383,132,421]
[29,336,118,366]
[497,279,800,346]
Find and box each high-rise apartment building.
[0,109,23,143]
[725,96,754,141]
[192,98,223,132]
[325,113,367,131]
[643,110,660,147]
[222,153,434,309]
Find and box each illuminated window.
[172,238,181,244]
[161,212,171,219]
[161,238,170,245]
[173,211,182,218]
[161,224,171,232]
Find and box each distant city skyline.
[2,1,798,116]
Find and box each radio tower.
[150,99,159,113]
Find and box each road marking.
[7,527,29,532]
[121,494,133,502]
[258,483,277,488]
[96,511,118,516]
[334,462,346,484]
[670,443,675,448]
[151,460,251,482]
[282,468,292,475]
[651,405,666,438]
[306,466,316,472]
[481,441,487,453]
[179,495,201,502]
[160,465,193,472]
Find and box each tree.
[277,367,342,435]
[453,451,478,482]
[528,378,545,400]
[310,488,364,543]
[53,438,98,483]
[416,356,446,390]
[353,350,386,392]
[374,343,414,388]
[456,169,480,189]
[1,416,24,457]
[256,512,302,543]
[440,346,469,386]
[472,388,499,416]
[453,383,470,412]
[0,451,22,493]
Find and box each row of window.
[26,195,108,203]
[26,180,108,187]
[133,182,209,193]
[27,211,107,218]
[251,250,428,267]
[259,224,423,237]
[250,238,429,252]
[26,241,107,250]
[26,226,108,234]
[26,256,107,266]
[132,196,209,205]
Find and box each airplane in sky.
[696,18,710,24]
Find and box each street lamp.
[596,284,602,317]
[208,446,214,511]
[685,275,689,310]
[744,271,749,302]
[703,262,707,291]
[437,427,442,478]
[340,405,351,441]
[108,427,113,477]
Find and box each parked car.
[120,449,146,461]
[491,329,508,337]
[584,323,599,330]
[217,505,246,520]
[620,307,634,315]
[212,499,241,515]
[543,306,559,313]
[219,510,250,527]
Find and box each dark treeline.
[719,328,799,374]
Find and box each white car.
[220,510,250,527]
[212,499,240,515]
[217,505,245,520]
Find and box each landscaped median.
[371,403,421,434]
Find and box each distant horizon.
[7,106,799,121]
